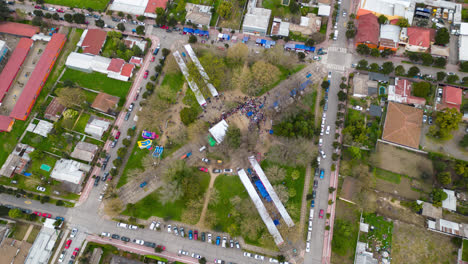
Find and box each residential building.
[65,52,112,74]
[85,116,111,138]
[459,35,468,62]
[44,97,65,121]
[24,219,59,264]
[50,159,91,185]
[79,29,107,55]
[353,74,370,97]
[379,24,400,51]
[440,86,463,111]
[0,22,40,37]
[119,63,135,81]
[368,72,390,82]
[442,189,457,212]
[185,3,212,27]
[355,241,378,264]
[405,27,435,52]
[427,218,468,239]
[123,36,147,51]
[91,92,119,113]
[355,13,380,48]
[144,0,168,18]
[110,0,167,18]
[242,0,272,36]
[388,78,426,106]
[382,102,423,149]
[27,120,54,137]
[71,142,99,162]
[419,200,442,219]
[270,18,290,38]
[317,4,331,17]
[289,14,321,36]
[357,0,414,24]
[0,143,34,178]
[129,56,143,67]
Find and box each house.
[91,93,119,113]
[419,200,442,219]
[0,22,40,37]
[71,142,99,162]
[110,0,168,18]
[123,36,147,52]
[379,24,400,51]
[79,29,107,55]
[355,13,380,48]
[442,189,457,212]
[85,116,111,138]
[27,120,54,137]
[44,97,65,121]
[317,4,331,17]
[387,78,426,106]
[129,56,143,67]
[459,35,468,62]
[288,13,321,36]
[270,18,290,38]
[242,0,271,36]
[24,219,59,264]
[65,52,112,74]
[427,218,468,239]
[356,0,414,24]
[144,0,168,18]
[353,74,370,97]
[50,159,91,185]
[440,86,463,111]
[185,3,212,27]
[119,63,135,81]
[0,143,34,178]
[405,27,435,52]
[382,102,423,149]
[355,241,378,264]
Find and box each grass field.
[161,72,185,93]
[373,167,401,184]
[73,112,91,133]
[361,213,393,250]
[61,69,132,98]
[26,225,41,243]
[44,0,108,10]
[117,135,148,188]
[463,239,468,261]
[331,200,359,264]
[11,223,30,240]
[0,120,28,167]
[124,169,210,221]
[26,153,59,178]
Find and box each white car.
[437,88,443,97]
[70,228,78,237]
[326,126,330,135]
[320,127,324,136]
[191,253,201,259]
[173,226,178,236]
[224,169,233,173]
[328,71,332,79]
[138,22,145,26]
[155,221,161,229]
[129,225,138,230]
[149,221,156,230]
[306,242,311,252]
[167,224,172,233]
[317,156,321,165]
[36,186,46,192]
[321,150,327,159]
[215,260,224,264]
[101,232,111,237]
[244,252,253,257]
[48,7,56,11]
[58,252,65,262]
[207,233,212,243]
[133,239,144,245]
[318,138,323,147]
[98,194,103,201]
[117,222,128,229]
[322,113,326,119]
[255,254,265,260]
[269,258,279,263]
[201,158,210,163]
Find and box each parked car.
[133,239,144,245]
[129,225,138,230]
[151,56,155,62]
[212,169,222,173]
[124,112,131,121]
[207,233,212,243]
[111,139,118,148]
[194,230,198,240]
[189,230,193,240]
[428,116,433,125]
[143,70,149,79]
[269,258,279,263]
[311,200,315,208]
[58,251,65,262]
[41,213,51,218]
[70,228,78,237]
[101,232,111,237]
[216,236,221,245]
[140,181,147,188]
[422,115,427,123]
[306,242,311,252]
[325,125,330,135]
[71,248,79,259]
[129,103,135,112]
[36,186,46,192]
[314,180,318,189]
[198,167,208,172]
[319,209,324,218]
[111,234,120,239]
[102,172,109,181]
[121,236,130,242]
[255,255,265,260]
[201,232,206,241]
[180,227,185,237]
[201,158,210,163]
[244,252,253,257]
[144,241,156,248]
[318,138,323,147]
[65,239,72,249]
[320,169,324,179]
[191,253,202,259]
[167,224,172,233]
[224,169,233,173]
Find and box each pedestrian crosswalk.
[327,64,345,71]
[327,46,348,53]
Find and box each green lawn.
[161,72,185,93]
[463,239,468,261]
[26,153,59,178]
[73,112,91,133]
[61,69,132,98]
[84,136,104,147]
[11,222,30,240]
[117,135,149,188]
[123,168,210,221]
[21,131,77,156]
[373,167,402,184]
[0,120,28,166]
[26,225,41,243]
[44,0,109,10]
[361,213,393,251]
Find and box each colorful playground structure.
[152,145,164,158]
[142,130,158,140]
[138,139,152,149]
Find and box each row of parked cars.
[58,228,79,263]
[101,231,166,251]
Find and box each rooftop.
[50,159,91,184]
[44,97,65,122]
[442,189,457,211]
[243,3,272,32]
[355,13,380,46]
[388,78,426,106]
[420,200,442,219]
[379,24,401,48]
[24,222,58,264]
[185,3,212,26]
[459,35,468,61]
[407,27,435,48]
[145,0,168,13]
[443,86,462,110]
[107,58,125,73]
[81,29,107,55]
[120,63,134,77]
[85,117,110,138]
[0,22,39,37]
[70,141,99,162]
[110,0,147,15]
[353,74,369,97]
[382,102,423,149]
[91,92,119,113]
[209,119,229,144]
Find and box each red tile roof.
[0,38,33,103]
[382,102,423,149]
[120,63,134,77]
[443,86,462,110]
[10,33,66,120]
[81,29,107,55]
[407,27,435,48]
[355,13,379,46]
[145,0,168,13]
[130,56,143,66]
[44,97,65,121]
[107,58,125,73]
[395,79,426,105]
[0,22,39,37]
[0,115,14,132]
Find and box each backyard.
[360,213,393,254]
[44,0,109,11]
[61,69,132,98]
[331,200,359,264]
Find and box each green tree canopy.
[356,44,370,55]
[225,125,241,149]
[435,28,449,45]
[218,1,233,18]
[378,15,388,24]
[411,81,431,99]
[8,208,23,219]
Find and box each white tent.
[209,120,229,144]
[184,44,219,97]
[173,51,206,106]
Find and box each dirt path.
[196,172,218,227]
[298,164,312,233]
[22,224,34,241]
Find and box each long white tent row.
[249,156,295,227]
[183,44,219,97]
[237,169,284,245]
[173,51,207,106]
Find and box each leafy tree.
[407,66,420,77]
[31,16,44,26]
[33,10,44,17]
[95,19,105,28]
[436,71,446,81]
[346,146,362,160]
[305,38,315,47]
[218,1,232,18]
[289,0,300,14]
[162,48,170,57]
[227,43,248,63]
[225,125,241,149]
[408,52,420,62]
[378,15,388,24]
[421,53,433,65]
[447,74,459,84]
[72,13,85,24]
[63,109,78,119]
[380,48,395,58]
[180,107,198,125]
[52,13,60,20]
[437,171,452,185]
[0,0,10,21]
[8,208,23,219]
[434,57,447,67]
[429,108,463,140]
[273,111,315,138]
[460,61,468,72]
[337,90,347,101]
[250,60,280,89]
[137,15,146,21]
[346,29,356,39]
[321,80,330,89]
[369,63,379,72]
[113,158,122,167]
[56,200,64,206]
[435,28,449,45]
[44,13,52,19]
[356,44,370,55]
[118,11,124,17]
[199,257,207,264]
[370,48,380,57]
[64,13,73,23]
[381,61,394,74]
[297,52,306,61]
[411,81,431,99]
[332,219,355,255]
[136,25,145,35]
[396,18,409,27]
[357,59,368,70]
[460,134,468,148]
[117,22,125,31]
[188,35,197,43]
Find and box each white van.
[221,237,227,248]
[117,222,128,229]
[333,30,338,40]
[149,221,156,230]
[199,146,207,152]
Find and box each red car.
[115,131,121,139]
[41,213,51,218]
[151,56,155,62]
[143,70,149,79]
[194,230,198,240]
[198,167,208,172]
[71,248,79,259]
[56,8,64,13]
[65,239,72,249]
[319,209,324,219]
[160,25,169,29]
[33,211,41,216]
[34,5,42,9]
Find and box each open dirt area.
[374,177,426,200]
[371,142,434,180]
[392,221,457,264]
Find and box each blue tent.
[269,130,273,134]
[247,111,253,116]
[290,89,297,96]
[255,180,272,202]
[256,38,262,44]
[247,168,253,175]
[273,101,279,107]
[243,36,249,42]
[273,219,280,225]
[223,34,230,40]
[183,27,194,33]
[260,39,267,45]
[295,44,306,50]
[284,43,295,49]
[200,30,209,36]
[194,29,201,34]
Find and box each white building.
[317,4,331,17]
[24,219,59,264]
[442,189,457,212]
[459,23,468,62]
[242,0,271,36]
[270,18,290,37]
[65,52,111,74]
[50,159,91,185]
[109,0,148,15]
[0,40,9,65]
[85,117,111,139]
[185,3,212,27]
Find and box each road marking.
[25,200,31,204]
[327,46,347,53]
[326,64,345,71]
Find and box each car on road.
[319,138,323,147]
[178,250,189,256]
[34,5,42,9]
[198,167,208,172]
[115,131,121,139]
[423,115,427,123]
[326,125,330,135]
[129,225,138,230]
[311,200,315,208]
[111,139,118,148]
[128,103,134,112]
[191,253,202,259]
[36,186,46,192]
[314,180,318,189]
[448,72,455,76]
[216,236,221,245]
[144,241,156,248]
[121,236,130,242]
[328,71,332,79]
[124,112,131,121]
[201,158,210,163]
[438,88,443,97]
[71,248,79,259]
[143,70,149,79]
[140,181,147,188]
[320,150,326,159]
[151,56,155,62]
[111,234,120,239]
[201,232,205,241]
[319,209,324,218]
[167,224,171,233]
[133,239,144,245]
[65,239,72,249]
[207,233,212,243]
[269,258,279,263]
[212,168,222,173]
[194,230,198,240]
[69,228,78,238]
[320,169,324,179]
[244,252,252,257]
[306,242,311,252]
[58,251,65,262]
[101,232,111,237]
[102,172,109,181]
[255,255,265,260]
[57,8,64,13]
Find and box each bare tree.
[267,137,315,166]
[158,181,182,204]
[208,188,220,205]
[187,120,209,141]
[142,155,158,170]
[263,44,295,68]
[103,198,124,217]
[56,87,85,107]
[227,43,249,63]
[181,198,203,224]
[232,64,253,93]
[266,165,286,183]
[165,54,180,74]
[273,184,289,204]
